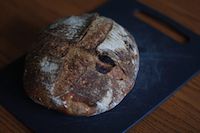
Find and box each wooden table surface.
[0,0,200,132]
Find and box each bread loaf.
[23,13,139,116]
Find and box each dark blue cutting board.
[0,0,200,133]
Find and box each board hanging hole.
[133,10,189,44]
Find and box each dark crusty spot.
[96,55,115,74]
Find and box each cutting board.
[0,0,200,132]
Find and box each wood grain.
[0,0,200,132]
[0,106,31,133]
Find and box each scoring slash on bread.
[23,13,139,116]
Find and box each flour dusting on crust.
[97,22,127,52]
[51,96,64,106]
[40,57,58,73]
[96,88,113,112]
[40,57,59,95]
[49,14,95,41]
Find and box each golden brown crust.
[23,13,139,116]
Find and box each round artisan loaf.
[23,13,139,116]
